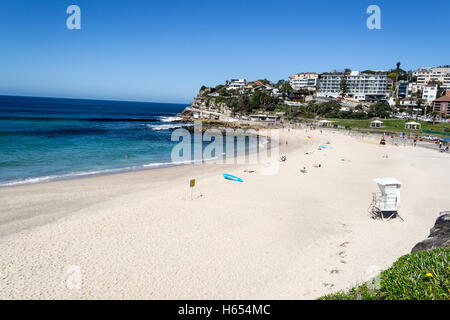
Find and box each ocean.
[0,96,266,187]
[0,96,196,186]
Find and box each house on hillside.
[422,83,438,105]
[431,90,450,118]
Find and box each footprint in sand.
[339,241,350,248]
[338,241,350,264]
[330,269,339,274]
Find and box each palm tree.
[430,111,439,125]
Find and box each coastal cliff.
[412,211,450,252]
[180,87,233,120]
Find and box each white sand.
[0,129,449,299]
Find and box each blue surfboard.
[223,173,243,182]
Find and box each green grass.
[319,248,450,300]
[326,119,449,136]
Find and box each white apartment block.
[317,74,343,98]
[317,70,388,101]
[413,67,450,87]
[444,73,450,89]
[422,84,438,105]
[289,72,318,91]
[226,78,247,90]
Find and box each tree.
[388,72,399,80]
[280,82,293,93]
[368,101,392,118]
[395,98,401,110]
[340,76,348,97]
[430,111,439,125]
[256,79,271,85]
[236,95,251,113]
[416,97,424,120]
[276,80,287,88]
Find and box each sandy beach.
[0,129,449,299]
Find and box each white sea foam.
[0,155,219,187]
[0,168,130,187]
[159,116,182,122]
[146,123,193,131]
[148,124,183,131]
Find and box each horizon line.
[0,93,190,106]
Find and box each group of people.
[438,140,449,152]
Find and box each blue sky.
[0,0,449,103]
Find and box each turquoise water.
[0,96,193,186]
[0,96,263,187]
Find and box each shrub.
[319,248,450,300]
[379,248,449,300]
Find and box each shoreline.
[0,128,293,239]
[0,127,275,189]
[0,128,449,299]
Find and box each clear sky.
[0,0,449,103]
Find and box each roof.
[371,120,383,123]
[373,177,402,186]
[434,95,450,102]
[319,120,333,123]
[405,121,420,125]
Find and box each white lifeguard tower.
[369,177,403,221]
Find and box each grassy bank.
[322,119,449,136]
[319,248,450,300]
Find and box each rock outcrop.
[411,211,450,252]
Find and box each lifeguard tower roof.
[373,177,402,186]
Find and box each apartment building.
[431,90,450,118]
[444,73,450,89]
[413,67,450,87]
[317,70,388,101]
[289,72,318,91]
[397,81,412,99]
[226,79,247,90]
[422,83,438,105]
[317,73,343,98]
